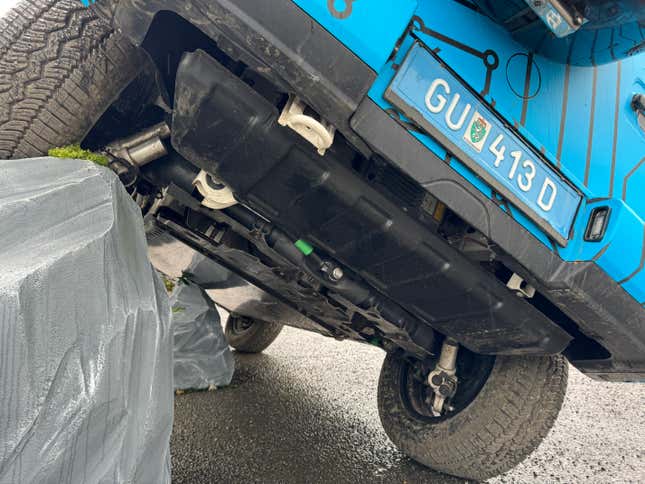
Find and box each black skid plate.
[169,49,573,356]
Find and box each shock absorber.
[427,338,459,415]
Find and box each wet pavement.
[171,327,644,483]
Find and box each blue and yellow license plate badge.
[385,42,581,246]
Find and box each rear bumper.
[103,0,645,381]
[351,99,645,381]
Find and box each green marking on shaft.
[294,239,314,256]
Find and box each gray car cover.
[0,158,173,484]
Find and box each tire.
[377,351,568,481]
[0,0,144,159]
[225,315,283,353]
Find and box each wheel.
[377,349,568,481]
[0,0,144,159]
[225,315,283,353]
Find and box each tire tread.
[0,0,143,159]
[377,352,568,481]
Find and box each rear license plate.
[385,43,580,245]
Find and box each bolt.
[533,1,542,7]
[330,267,344,281]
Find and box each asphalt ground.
[171,326,644,483]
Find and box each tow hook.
[427,338,459,416]
[278,95,335,155]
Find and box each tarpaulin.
[0,158,173,484]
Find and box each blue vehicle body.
[96,0,645,381]
[296,0,645,304]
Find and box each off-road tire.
[225,315,283,353]
[0,0,144,159]
[377,352,568,481]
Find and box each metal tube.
[106,122,171,167]
[113,122,171,150]
[127,137,168,166]
[437,339,459,375]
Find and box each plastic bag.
[171,255,234,390]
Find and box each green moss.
[161,276,176,293]
[172,306,185,314]
[48,144,109,166]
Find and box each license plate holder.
[384,42,581,246]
